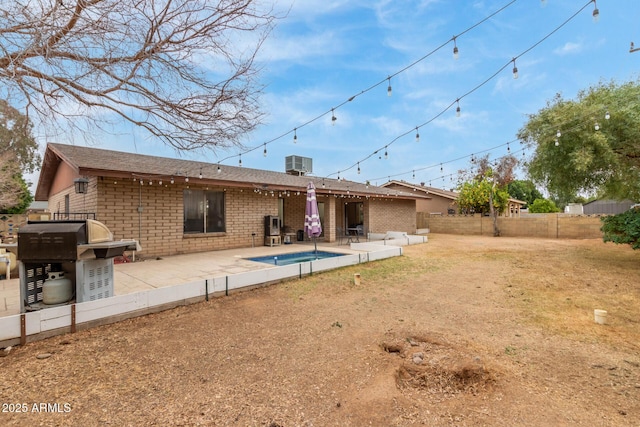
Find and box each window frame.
[183,189,226,235]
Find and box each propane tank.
[42,271,73,304]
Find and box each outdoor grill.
[15,220,137,312]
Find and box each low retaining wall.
[0,245,405,347]
[419,214,604,239]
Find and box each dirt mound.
[384,333,497,396]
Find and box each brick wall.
[420,214,604,239]
[368,198,416,234]
[95,180,280,257]
[45,179,421,256]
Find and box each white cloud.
[554,41,583,56]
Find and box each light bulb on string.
[239,154,242,167]
[217,164,221,174]
[456,99,461,117]
[357,162,361,174]
[555,139,559,147]
[387,77,392,97]
[507,143,510,153]
[556,129,561,138]
[384,147,388,159]
[415,127,420,143]
[594,122,600,131]
[452,36,459,60]
[605,110,610,120]
[159,179,163,185]
[263,143,267,157]
[440,163,443,173]
[331,108,337,126]
[592,0,599,22]
[170,177,174,184]
[293,128,298,143]
[412,170,415,179]
[322,179,325,189]
[199,168,202,179]
[185,177,189,183]
[512,58,518,79]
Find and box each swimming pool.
[248,251,345,266]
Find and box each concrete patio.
[0,240,362,318]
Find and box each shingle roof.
[382,179,527,205]
[382,180,459,200]
[36,143,427,201]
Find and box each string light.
[412,170,415,179]
[263,143,267,157]
[239,154,242,167]
[185,177,189,183]
[415,127,420,143]
[331,108,337,126]
[605,110,610,120]
[199,168,202,179]
[357,162,361,174]
[293,128,297,143]
[555,139,560,146]
[217,164,221,174]
[212,0,589,180]
[384,147,388,159]
[452,36,459,60]
[512,58,518,79]
[387,77,392,97]
[507,143,510,153]
[556,129,562,138]
[594,122,600,131]
[170,177,174,184]
[592,0,599,22]
[159,179,163,185]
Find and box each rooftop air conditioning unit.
[285,155,313,176]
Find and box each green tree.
[1,174,33,214]
[528,198,560,213]
[507,180,543,208]
[0,100,40,212]
[457,154,517,236]
[601,207,640,250]
[518,79,640,205]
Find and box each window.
[183,190,225,234]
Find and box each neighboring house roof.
[36,143,427,202]
[583,199,636,215]
[27,201,48,211]
[381,179,527,206]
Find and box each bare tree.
[0,0,277,151]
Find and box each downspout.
[138,182,143,246]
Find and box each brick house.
[34,143,425,257]
[382,180,526,217]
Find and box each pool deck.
[0,240,361,318]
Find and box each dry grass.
[1,234,639,426]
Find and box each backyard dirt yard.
[1,234,639,426]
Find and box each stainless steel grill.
[15,220,137,311]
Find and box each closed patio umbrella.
[304,182,322,256]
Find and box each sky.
[32,0,640,191]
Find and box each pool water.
[248,251,345,266]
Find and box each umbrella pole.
[314,237,318,258]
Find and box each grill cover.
[18,221,88,261]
